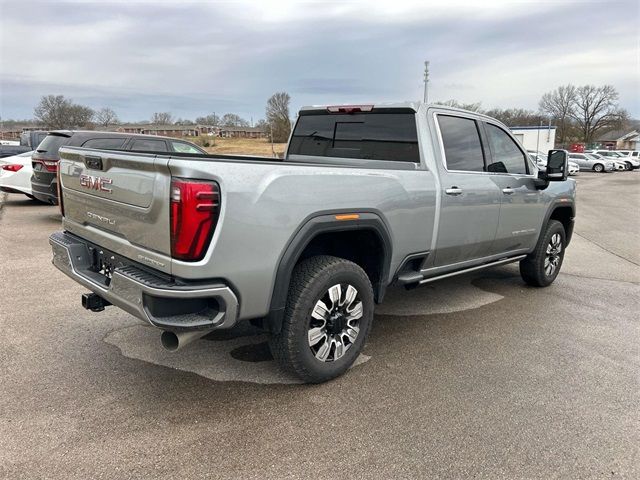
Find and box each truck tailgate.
[59,147,172,263]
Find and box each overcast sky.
[1,0,638,123]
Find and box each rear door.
[432,112,501,267]
[482,121,544,255]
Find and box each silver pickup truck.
[49,103,576,383]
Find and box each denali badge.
[79,174,113,193]
[87,212,115,225]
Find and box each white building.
[510,126,556,153]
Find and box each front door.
[482,122,545,254]
[432,113,501,267]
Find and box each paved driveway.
[1,172,638,479]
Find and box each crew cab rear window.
[129,139,168,152]
[437,115,485,172]
[82,138,126,150]
[288,112,419,162]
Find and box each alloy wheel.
[308,283,363,362]
[544,233,562,277]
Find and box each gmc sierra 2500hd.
[49,103,575,383]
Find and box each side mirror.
[544,149,568,181]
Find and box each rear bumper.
[49,231,239,331]
[31,174,58,205]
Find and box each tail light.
[170,178,220,261]
[43,160,59,172]
[1,164,23,172]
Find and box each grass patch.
[189,137,287,157]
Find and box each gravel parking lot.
[1,172,638,479]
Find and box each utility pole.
[423,61,430,104]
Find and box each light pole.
[423,61,430,104]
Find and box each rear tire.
[625,161,632,171]
[520,220,566,287]
[269,255,374,383]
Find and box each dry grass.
[200,138,287,157]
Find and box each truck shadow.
[104,266,522,385]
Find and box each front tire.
[625,161,632,171]
[593,163,604,173]
[520,220,566,287]
[269,255,374,383]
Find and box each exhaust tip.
[160,331,179,351]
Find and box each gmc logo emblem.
[79,174,113,193]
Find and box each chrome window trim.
[433,111,537,178]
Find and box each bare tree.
[95,107,119,127]
[34,95,94,129]
[436,99,483,112]
[266,92,291,143]
[539,85,576,144]
[570,85,626,143]
[150,112,174,125]
[221,113,249,127]
[195,114,219,125]
[483,107,547,127]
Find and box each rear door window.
[129,139,168,152]
[171,141,203,154]
[436,115,485,172]
[82,138,127,150]
[288,112,419,162]
[485,124,528,174]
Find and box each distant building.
[595,129,639,150]
[114,124,200,137]
[218,126,267,139]
[510,126,556,153]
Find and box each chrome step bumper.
[49,231,239,331]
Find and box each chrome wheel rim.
[544,233,562,277]
[308,283,363,362]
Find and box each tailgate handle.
[85,156,103,170]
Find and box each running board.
[417,255,527,285]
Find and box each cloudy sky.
[1,0,638,123]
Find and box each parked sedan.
[568,152,615,172]
[589,150,640,170]
[0,151,35,199]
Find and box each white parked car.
[588,150,639,170]
[567,161,579,175]
[0,151,35,199]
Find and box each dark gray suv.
[31,130,206,204]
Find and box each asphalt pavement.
[1,171,638,479]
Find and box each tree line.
[4,84,631,145]
[437,83,629,145]
[9,91,294,143]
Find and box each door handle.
[502,187,515,195]
[445,187,463,196]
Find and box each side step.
[398,255,527,287]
